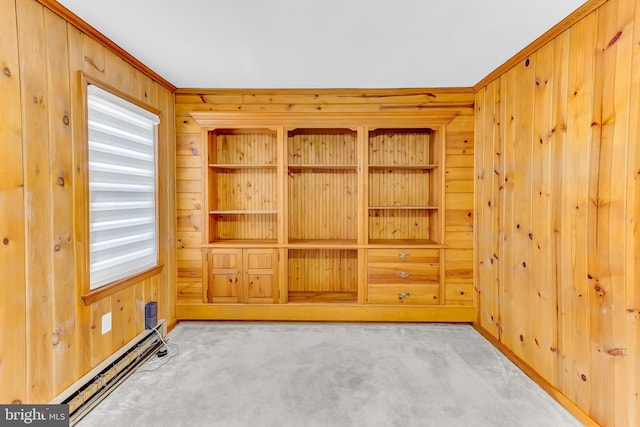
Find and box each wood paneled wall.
[175,89,475,306]
[0,0,176,404]
[474,0,639,425]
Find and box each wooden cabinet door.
[207,249,242,303]
[243,249,278,303]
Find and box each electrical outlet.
[102,312,112,335]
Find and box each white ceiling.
[57,0,586,89]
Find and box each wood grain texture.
[44,7,76,394]
[288,249,358,294]
[474,0,639,424]
[18,0,54,402]
[0,0,176,403]
[0,0,26,405]
[626,1,640,424]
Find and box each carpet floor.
[77,322,581,427]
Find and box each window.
[87,84,160,290]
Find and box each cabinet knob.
[397,292,411,300]
[397,271,411,279]
[398,252,410,259]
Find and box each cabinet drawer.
[367,263,439,284]
[368,284,439,305]
[367,249,439,264]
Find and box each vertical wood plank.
[589,1,634,424]
[510,56,535,364]
[157,86,176,323]
[156,84,169,321]
[90,298,111,367]
[560,13,596,410]
[67,23,92,381]
[44,7,76,394]
[165,89,177,323]
[626,1,640,424]
[0,0,26,405]
[500,69,516,350]
[17,0,54,402]
[134,282,145,332]
[486,81,501,336]
[110,288,135,349]
[531,40,557,385]
[550,30,570,392]
[481,83,498,336]
[474,87,486,326]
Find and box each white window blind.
[87,84,160,290]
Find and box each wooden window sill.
[81,264,164,306]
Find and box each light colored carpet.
[77,322,581,427]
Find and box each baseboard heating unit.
[50,319,167,425]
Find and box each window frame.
[78,74,163,305]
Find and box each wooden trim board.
[177,302,475,322]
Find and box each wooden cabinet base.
[176,302,475,322]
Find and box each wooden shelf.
[287,291,358,304]
[209,164,277,169]
[368,165,437,170]
[209,210,277,215]
[288,164,358,170]
[368,206,439,210]
[367,239,441,247]
[203,239,277,247]
[287,239,358,248]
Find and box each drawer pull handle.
[397,271,411,279]
[397,292,411,300]
[398,252,410,259]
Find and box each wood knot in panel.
[607,31,623,48]
[57,176,65,187]
[52,331,60,346]
[2,237,8,246]
[3,67,10,77]
[63,115,70,125]
[606,348,626,356]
